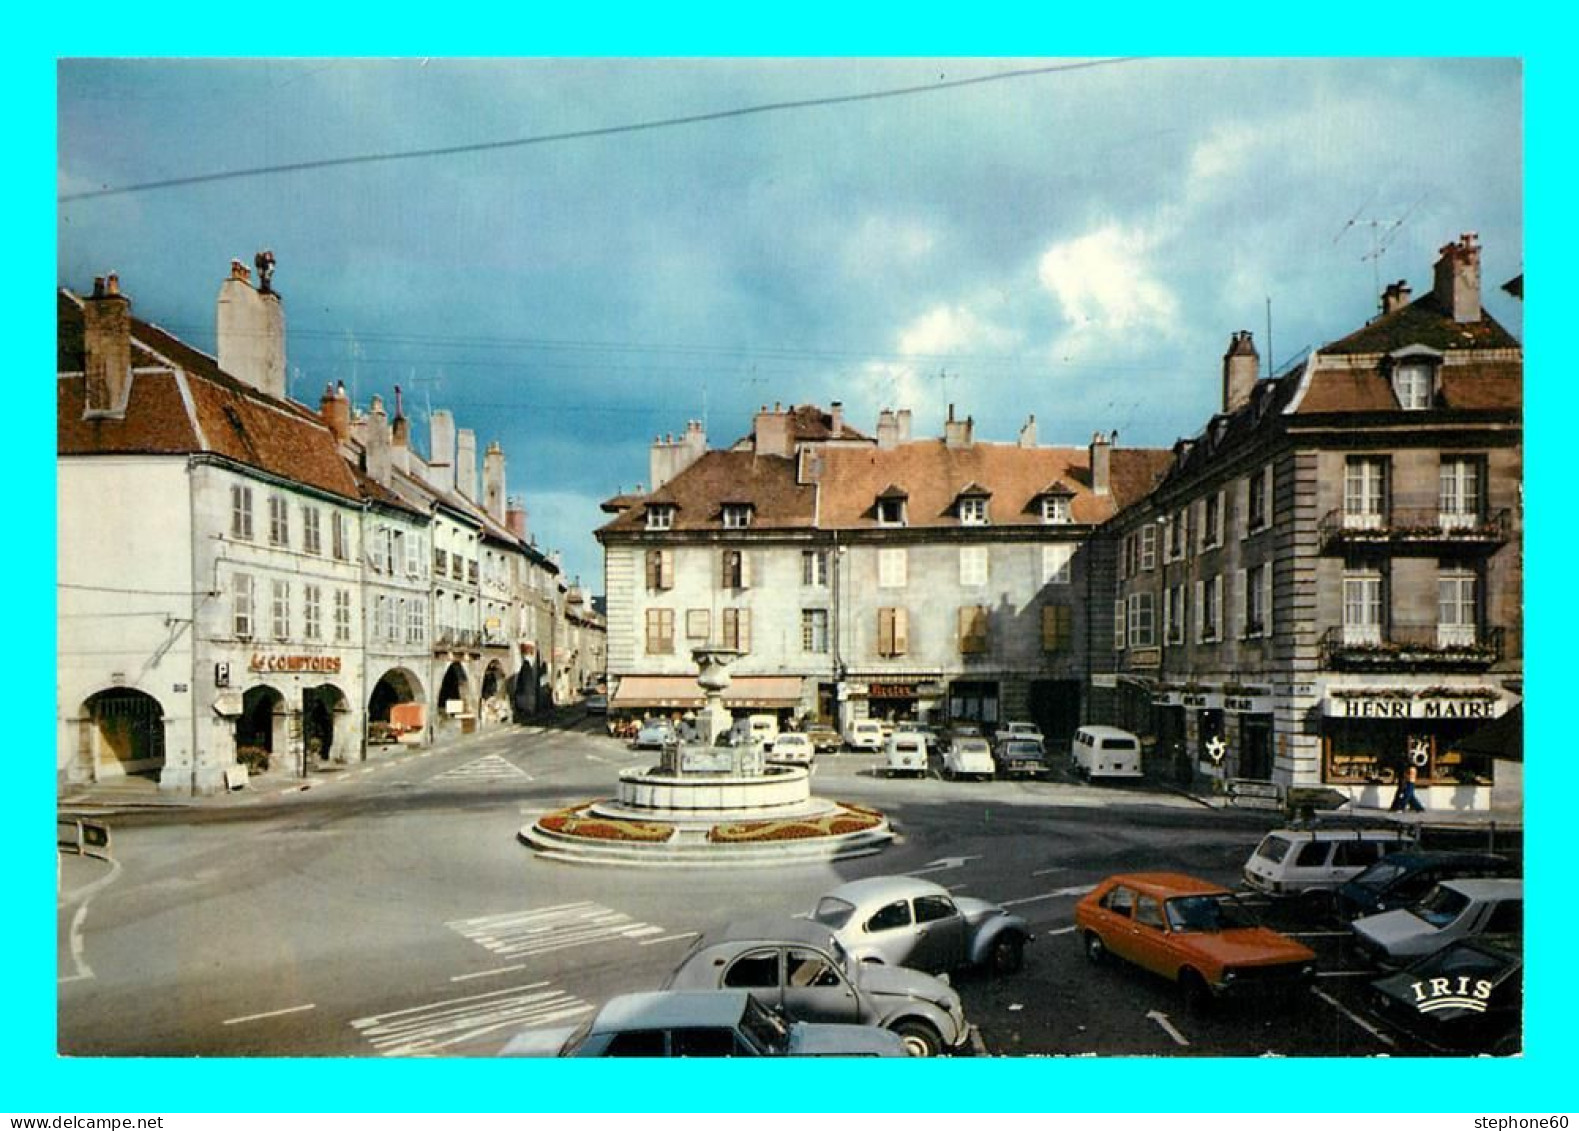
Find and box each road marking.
[1312,987,1396,1048]
[449,902,670,959]
[451,964,528,982]
[223,1003,317,1026]
[1040,926,1078,937]
[639,931,700,947]
[57,852,123,984]
[1147,1010,1190,1046]
[432,754,532,783]
[1002,884,1097,907]
[1031,867,1067,877]
[352,981,592,1057]
[905,855,982,875]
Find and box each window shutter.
[1114,599,1126,650]
[1263,563,1274,636]
[1162,587,1172,645]
[894,607,909,655]
[659,550,673,590]
[645,550,658,590]
[740,551,752,589]
[1195,580,1205,642]
[1233,569,1245,640]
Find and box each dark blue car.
[1334,851,1516,922]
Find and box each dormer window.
[1038,483,1074,525]
[721,504,753,529]
[645,504,676,531]
[957,487,990,526]
[1388,346,1443,411]
[876,486,909,527]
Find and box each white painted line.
[1031,867,1067,877]
[622,925,667,938]
[1312,987,1396,1047]
[1147,1010,1190,1046]
[1040,925,1078,937]
[639,931,700,947]
[451,964,528,983]
[223,1003,317,1026]
[350,981,552,1027]
[1002,884,1097,907]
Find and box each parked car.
[805,723,843,754]
[1334,852,1518,922]
[1075,872,1317,1012]
[662,915,970,1056]
[631,718,676,749]
[1242,824,1417,906]
[844,719,885,752]
[809,875,1031,976]
[583,692,608,715]
[1368,936,1522,1054]
[883,731,929,777]
[498,989,908,1057]
[1351,878,1523,967]
[729,713,779,751]
[993,737,1049,779]
[994,721,1044,748]
[942,736,995,781]
[907,723,942,753]
[1070,725,1143,780]
[766,732,815,767]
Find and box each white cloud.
[897,303,1012,357]
[1037,225,1181,349]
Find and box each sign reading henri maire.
[1324,694,1503,720]
[248,653,344,674]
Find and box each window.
[435,547,448,578]
[958,605,989,654]
[866,901,912,932]
[722,951,779,989]
[722,549,751,589]
[1041,495,1071,524]
[231,485,254,540]
[878,607,908,657]
[1343,569,1384,646]
[1245,564,1269,637]
[1102,886,1136,917]
[802,550,829,587]
[1438,567,1479,648]
[722,608,751,652]
[1164,583,1186,645]
[877,496,907,526]
[645,505,674,531]
[407,598,426,645]
[1197,576,1222,643]
[302,507,322,555]
[1139,525,1157,572]
[686,609,711,641]
[959,546,988,586]
[914,895,958,924]
[271,579,290,640]
[269,495,290,547]
[645,549,674,591]
[1393,360,1435,409]
[801,609,829,653]
[373,594,390,643]
[334,590,352,643]
[232,573,255,638]
[332,512,350,560]
[1041,605,1072,653]
[958,496,988,526]
[1167,510,1187,561]
[1440,457,1484,529]
[1247,466,1270,532]
[1344,457,1389,529]
[722,504,752,529]
[406,532,423,576]
[392,531,406,578]
[1127,592,1155,648]
[1041,544,1074,585]
[645,608,675,654]
[304,584,322,640]
[1114,598,1127,650]
[1135,895,1166,931]
[1200,492,1223,549]
[878,548,907,589]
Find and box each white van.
[1243,825,1418,901]
[884,731,929,777]
[729,713,779,751]
[1071,725,1143,780]
[844,718,884,752]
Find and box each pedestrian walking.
[1390,762,1425,812]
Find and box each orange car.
[1074,872,1317,1011]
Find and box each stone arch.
[303,682,351,764]
[368,666,428,747]
[437,661,472,734]
[79,688,166,781]
[237,685,288,770]
[480,660,512,726]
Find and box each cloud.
[1036,225,1181,362]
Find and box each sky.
[56,56,1523,597]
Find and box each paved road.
[57,717,1465,1058]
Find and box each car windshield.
[556,1014,599,1056]
[812,896,857,930]
[1165,894,1258,933]
[959,740,989,753]
[1003,740,1042,755]
[1353,859,1412,890]
[1409,885,1472,928]
[737,995,792,1055]
[1254,834,1293,863]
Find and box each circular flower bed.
[707,803,885,844]
[537,805,675,843]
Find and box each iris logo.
[1409,975,1494,1013]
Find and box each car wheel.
[1083,931,1107,965]
[1180,969,1212,1015]
[989,933,1025,976]
[889,1019,942,1058]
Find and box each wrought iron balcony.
[1320,625,1505,670]
[1318,508,1511,554]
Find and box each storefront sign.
[869,683,916,699]
[1224,695,1272,714]
[248,653,343,674]
[1091,675,1118,689]
[1158,689,1223,709]
[1324,695,1505,720]
[1129,648,1161,669]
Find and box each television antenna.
[1333,194,1427,311]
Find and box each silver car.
[810,875,1031,976]
[663,915,970,1056]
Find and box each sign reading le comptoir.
[248,653,343,674]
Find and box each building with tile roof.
[1099,234,1522,812]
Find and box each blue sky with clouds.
[56,57,1523,590]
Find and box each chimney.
[650,420,708,491]
[506,499,529,540]
[320,381,351,441]
[427,409,456,494]
[1222,330,1259,413]
[82,273,132,417]
[390,385,410,474]
[829,401,844,438]
[1381,279,1413,316]
[876,409,900,450]
[1433,233,1482,323]
[754,403,792,458]
[483,441,507,524]
[1090,430,1114,496]
[366,395,392,484]
[897,409,912,443]
[216,253,287,399]
[1018,414,1038,449]
[456,427,478,501]
[944,404,973,449]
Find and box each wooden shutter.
[1041,605,1070,652]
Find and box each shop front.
[948,680,1000,727]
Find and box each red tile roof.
[598,450,816,534]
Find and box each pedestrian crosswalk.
[351,980,593,1057]
[431,754,532,783]
[447,901,671,959]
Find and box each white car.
[942,737,995,781]
[884,731,928,777]
[845,719,884,751]
[767,732,815,767]
[1351,878,1523,966]
[995,721,1044,748]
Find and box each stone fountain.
[520,647,892,866]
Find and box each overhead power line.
[59,58,1144,202]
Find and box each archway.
[303,683,351,764]
[237,685,286,772]
[368,667,427,746]
[480,661,511,725]
[81,688,166,780]
[437,661,471,734]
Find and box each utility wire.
[60,58,1144,202]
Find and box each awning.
[1455,703,1523,762]
[610,675,805,711]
